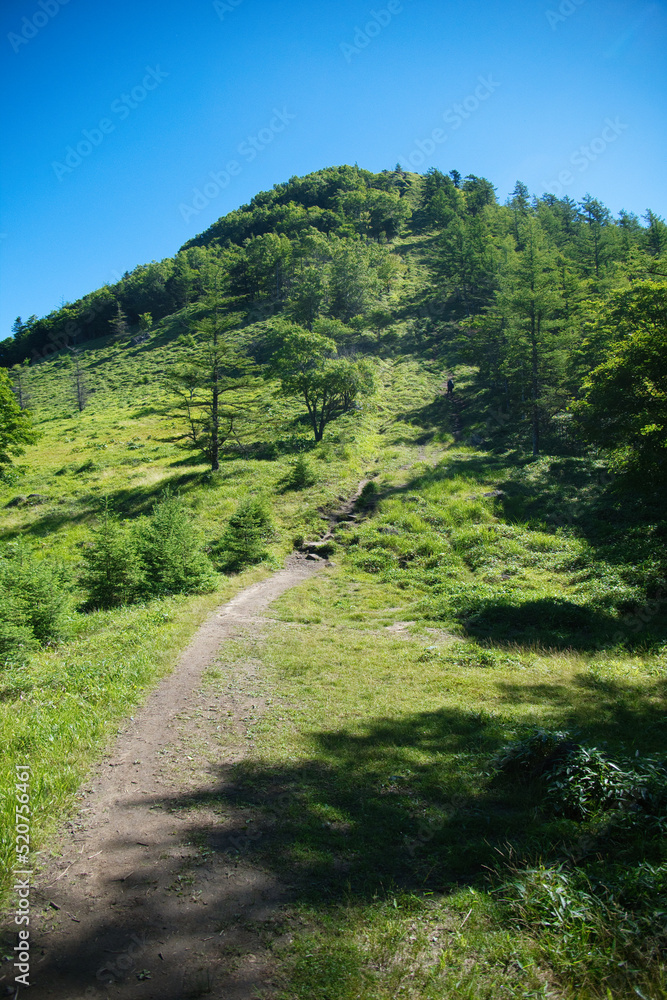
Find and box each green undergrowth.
[209,593,666,998]
[0,344,445,904]
[333,450,667,652]
[198,446,666,998]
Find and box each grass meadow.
[1,318,666,997]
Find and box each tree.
[434,212,497,316]
[109,302,129,338]
[167,252,195,310]
[269,325,375,441]
[81,500,141,608]
[138,312,152,331]
[68,349,89,411]
[578,195,612,278]
[136,489,215,595]
[168,282,262,470]
[509,181,531,249]
[0,367,36,472]
[215,497,273,572]
[462,175,496,215]
[470,218,567,455]
[644,210,667,258]
[573,282,667,482]
[11,359,31,411]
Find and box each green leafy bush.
[80,501,141,608]
[81,492,215,605]
[0,619,38,665]
[546,746,667,821]
[284,454,317,490]
[0,545,73,662]
[136,490,216,596]
[216,497,273,572]
[495,727,578,779]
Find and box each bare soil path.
[6,555,326,1000]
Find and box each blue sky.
[1,0,665,338]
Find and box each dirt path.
[6,555,326,1000]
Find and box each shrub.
[495,727,579,779]
[355,480,378,509]
[284,455,317,490]
[216,498,273,572]
[0,545,73,660]
[546,746,667,821]
[0,618,38,665]
[136,489,216,596]
[80,500,141,608]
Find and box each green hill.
[1,165,666,998]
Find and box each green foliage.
[269,324,375,441]
[284,454,317,490]
[167,292,262,469]
[216,497,273,572]
[546,744,667,822]
[0,367,36,470]
[0,544,72,661]
[498,862,667,991]
[80,500,142,608]
[495,727,576,778]
[135,489,216,596]
[495,730,667,991]
[574,281,667,484]
[0,619,38,665]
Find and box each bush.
[284,454,317,490]
[496,727,667,822]
[0,545,73,661]
[0,619,38,665]
[495,727,579,779]
[136,490,216,596]
[355,480,378,509]
[80,500,141,608]
[216,498,273,572]
[546,746,667,821]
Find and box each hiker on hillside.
[446,377,454,397]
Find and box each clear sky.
[1,0,665,338]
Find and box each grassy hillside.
[1,165,666,997]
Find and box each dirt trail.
[4,555,326,1000]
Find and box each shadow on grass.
[459,596,622,651]
[0,472,206,539]
[203,674,664,891]
[19,676,667,999]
